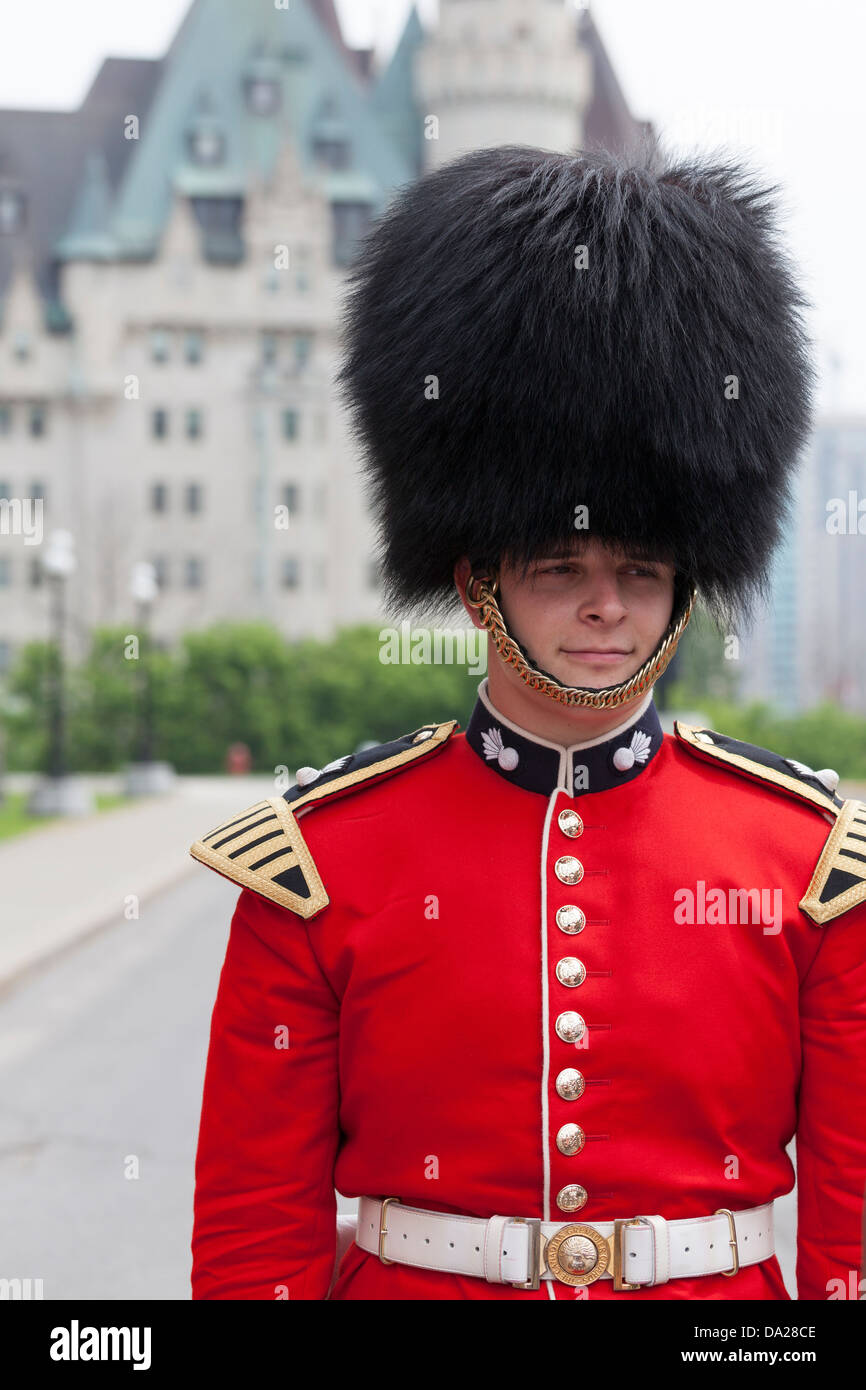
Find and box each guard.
[189,143,866,1300]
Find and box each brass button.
[555,855,584,885]
[556,1067,586,1100]
[558,809,584,838]
[555,1011,585,1044]
[555,957,586,988]
[556,1123,586,1155]
[556,1184,588,1213]
[556,905,586,935]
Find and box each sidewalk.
[0,776,274,990]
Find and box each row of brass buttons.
[554,806,588,1213]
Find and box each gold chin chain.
[464,570,697,710]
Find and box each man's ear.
[454,556,486,631]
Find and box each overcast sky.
[1,0,862,413]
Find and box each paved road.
[0,865,797,1299]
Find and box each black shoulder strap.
[675,721,844,815]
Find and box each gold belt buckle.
[545,1218,648,1290]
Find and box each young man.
[189,145,866,1300]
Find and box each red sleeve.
[191,887,340,1300]
[796,900,866,1301]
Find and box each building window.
[29,404,46,437]
[150,329,170,363]
[30,556,44,588]
[186,482,203,514]
[184,330,203,364]
[190,195,242,238]
[294,334,313,369]
[312,137,350,170]
[0,479,9,498]
[0,406,10,434]
[151,483,168,513]
[185,556,204,589]
[245,76,282,117]
[13,330,31,361]
[261,332,278,366]
[151,556,169,589]
[0,186,25,235]
[30,480,45,503]
[281,483,299,515]
[152,410,168,439]
[187,125,226,167]
[0,556,11,587]
[295,245,312,293]
[281,557,300,589]
[282,409,299,441]
[185,409,203,440]
[251,477,264,519]
[331,202,373,268]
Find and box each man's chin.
[541,651,641,689]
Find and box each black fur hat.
[336,143,816,625]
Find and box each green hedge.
[0,623,483,774]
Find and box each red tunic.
[189,687,866,1300]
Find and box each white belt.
[351,1196,775,1291]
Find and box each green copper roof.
[99,0,414,258]
[55,152,118,261]
[371,4,425,176]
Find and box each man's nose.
[576,574,627,621]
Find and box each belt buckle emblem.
[546,1218,647,1290]
[546,1222,611,1286]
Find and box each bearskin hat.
[336,143,816,626]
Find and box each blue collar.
[465,680,664,797]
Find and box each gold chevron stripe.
[200,801,273,844]
[190,795,328,920]
[800,799,866,925]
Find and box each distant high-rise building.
[739,418,866,713]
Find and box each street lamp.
[124,561,176,796]
[28,529,95,816]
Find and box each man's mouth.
[560,648,634,664]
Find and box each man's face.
[492,536,676,691]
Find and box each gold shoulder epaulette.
[799,798,866,925]
[675,722,866,925]
[189,719,457,920]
